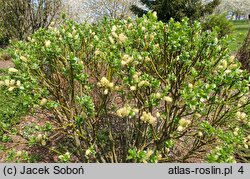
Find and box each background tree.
[0,0,63,41]
[216,0,250,20]
[62,0,87,22]
[84,0,140,21]
[0,0,8,46]
[131,0,220,22]
[64,0,140,22]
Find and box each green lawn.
[0,48,5,58]
[229,20,250,53]
[0,48,7,61]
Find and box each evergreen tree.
[131,0,220,22]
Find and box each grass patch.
[228,20,250,53]
[0,48,11,61]
[0,48,7,56]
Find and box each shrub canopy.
[3,13,250,162]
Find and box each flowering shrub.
[0,68,32,143]
[4,13,250,162]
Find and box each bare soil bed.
[0,60,14,69]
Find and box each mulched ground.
[0,111,59,163]
[0,60,14,69]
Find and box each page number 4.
[238,166,244,174]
